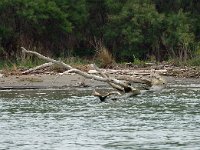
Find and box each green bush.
[188,57,200,66]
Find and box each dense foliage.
[0,0,200,63]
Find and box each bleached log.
[116,74,166,87]
[22,47,73,70]
[95,69,168,75]
[21,47,140,95]
[22,62,54,74]
[88,70,98,74]
[67,68,140,94]
[21,47,166,100]
[88,69,166,87]
[91,64,125,92]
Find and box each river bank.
[0,64,199,90]
[0,74,106,90]
[0,74,199,150]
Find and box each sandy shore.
[0,73,200,90]
[0,74,107,89]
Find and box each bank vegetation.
[0,0,200,67]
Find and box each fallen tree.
[21,47,167,101]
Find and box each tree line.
[0,0,200,63]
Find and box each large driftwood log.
[22,62,53,74]
[21,47,166,101]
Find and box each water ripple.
[0,81,200,150]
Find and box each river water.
[0,78,200,150]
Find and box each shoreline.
[0,73,199,90]
[0,74,106,90]
[0,64,199,90]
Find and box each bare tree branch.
[22,62,53,74]
[21,47,166,100]
[21,47,140,95]
[21,47,73,70]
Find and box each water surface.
[0,78,200,150]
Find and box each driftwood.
[21,47,166,101]
[88,69,168,75]
[22,62,53,74]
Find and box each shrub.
[96,47,115,68]
[188,57,200,66]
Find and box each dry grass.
[1,64,22,76]
[49,64,66,73]
[74,64,91,72]
[97,47,115,68]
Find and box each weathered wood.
[22,62,54,74]
[22,47,73,69]
[21,47,140,94]
[88,68,167,87]
[21,47,167,100]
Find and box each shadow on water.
[0,79,200,150]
